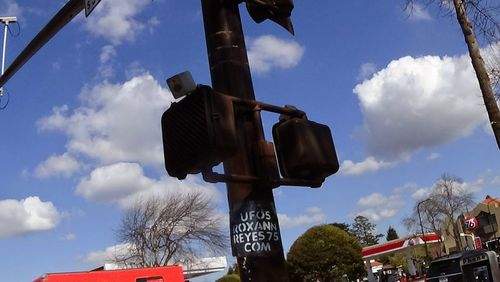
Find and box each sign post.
[201,0,288,280]
[84,0,102,17]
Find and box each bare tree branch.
[403,173,475,253]
[114,191,228,267]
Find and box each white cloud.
[83,0,153,44]
[98,45,117,78]
[76,162,219,209]
[340,157,394,175]
[354,55,487,161]
[355,192,404,222]
[82,243,131,267]
[456,179,483,194]
[147,16,160,34]
[411,188,431,201]
[491,176,500,185]
[358,63,377,81]
[0,1,22,19]
[411,176,484,200]
[38,74,172,168]
[100,45,117,65]
[394,182,418,194]
[0,197,60,238]
[248,35,304,74]
[406,2,433,21]
[63,233,76,241]
[35,153,81,178]
[278,207,326,229]
[358,193,387,208]
[427,152,441,160]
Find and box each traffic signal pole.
[201,1,289,281]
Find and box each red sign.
[464,216,479,232]
[474,237,482,250]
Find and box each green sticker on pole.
[230,201,284,257]
[85,0,102,17]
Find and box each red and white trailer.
[32,265,185,282]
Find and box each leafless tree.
[114,191,228,267]
[405,0,500,149]
[403,174,475,252]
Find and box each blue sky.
[0,0,499,281]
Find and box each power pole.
[201,1,288,280]
[0,16,17,97]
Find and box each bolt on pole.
[201,0,288,281]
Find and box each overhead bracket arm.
[0,0,84,88]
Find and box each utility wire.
[0,87,10,110]
[7,21,20,37]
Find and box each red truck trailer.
[32,265,185,282]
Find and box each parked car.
[425,252,464,282]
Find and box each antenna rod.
[0,16,17,96]
[0,0,84,89]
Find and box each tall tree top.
[350,215,384,247]
[386,226,399,241]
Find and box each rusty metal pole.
[201,0,288,281]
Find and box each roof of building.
[361,233,441,259]
[482,195,500,206]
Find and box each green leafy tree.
[287,224,365,282]
[227,262,238,275]
[216,274,241,282]
[386,226,399,241]
[350,215,384,247]
[329,222,351,234]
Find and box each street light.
[417,198,431,260]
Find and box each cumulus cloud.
[278,207,326,229]
[76,162,219,209]
[353,54,487,161]
[358,63,377,81]
[38,74,172,168]
[82,243,131,266]
[83,0,153,44]
[411,176,484,200]
[0,197,60,238]
[411,188,431,201]
[355,192,404,222]
[35,153,81,178]
[340,156,395,175]
[248,35,304,74]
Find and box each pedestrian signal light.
[161,85,238,180]
[245,0,294,34]
[272,118,339,182]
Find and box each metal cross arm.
[0,0,85,88]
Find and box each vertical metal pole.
[417,199,430,260]
[201,1,288,281]
[1,23,7,75]
[1,22,8,96]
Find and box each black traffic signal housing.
[245,0,295,34]
[272,117,339,183]
[161,85,238,180]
